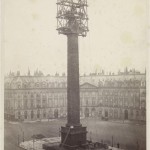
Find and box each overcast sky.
[4,0,148,76]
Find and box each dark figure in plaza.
[136,141,139,150]
[117,143,120,148]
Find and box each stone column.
[61,33,87,150]
[67,33,80,127]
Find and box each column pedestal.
[61,126,87,150]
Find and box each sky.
[3,0,148,76]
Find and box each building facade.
[4,71,146,122]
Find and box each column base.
[61,126,87,150]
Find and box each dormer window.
[17,82,21,89]
[42,82,47,88]
[36,82,39,88]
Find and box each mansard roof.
[4,73,146,89]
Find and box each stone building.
[4,69,146,122]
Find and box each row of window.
[5,90,146,99]
[5,98,145,111]
[6,82,67,89]
[103,109,146,117]
[5,80,146,89]
[17,109,61,119]
[16,99,67,109]
[16,108,146,120]
[98,91,140,96]
[5,93,67,99]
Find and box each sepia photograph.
[3,0,148,150]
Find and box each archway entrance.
[54,109,58,118]
[37,109,40,119]
[91,108,96,117]
[49,109,53,119]
[18,111,21,120]
[124,110,128,120]
[114,110,118,119]
[109,109,113,119]
[85,108,89,117]
[31,110,34,120]
[24,111,28,119]
[98,109,102,117]
[105,110,108,117]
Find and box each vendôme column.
[67,33,80,126]
[56,0,89,149]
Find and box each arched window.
[91,108,96,117]
[54,95,58,107]
[105,99,108,106]
[115,99,118,106]
[114,109,118,119]
[23,82,27,89]
[30,94,34,108]
[62,82,66,87]
[136,111,139,117]
[124,99,128,107]
[43,109,46,118]
[124,110,128,120]
[105,110,108,117]
[109,109,113,118]
[142,110,145,117]
[31,99,34,108]
[135,100,140,108]
[85,98,88,106]
[42,82,47,87]
[130,109,133,117]
[18,100,21,109]
[92,97,95,105]
[54,109,59,118]
[98,109,102,117]
[141,101,145,109]
[23,95,28,108]
[36,94,41,108]
[142,91,146,97]
[36,82,39,88]
[37,109,40,119]
[49,109,53,118]
[18,111,21,119]
[17,82,21,89]
[110,99,113,106]
[42,94,47,108]
[30,82,34,88]
[48,96,52,107]
[130,99,134,107]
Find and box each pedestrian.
[117,143,120,148]
[137,141,139,150]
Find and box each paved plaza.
[4,118,146,150]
